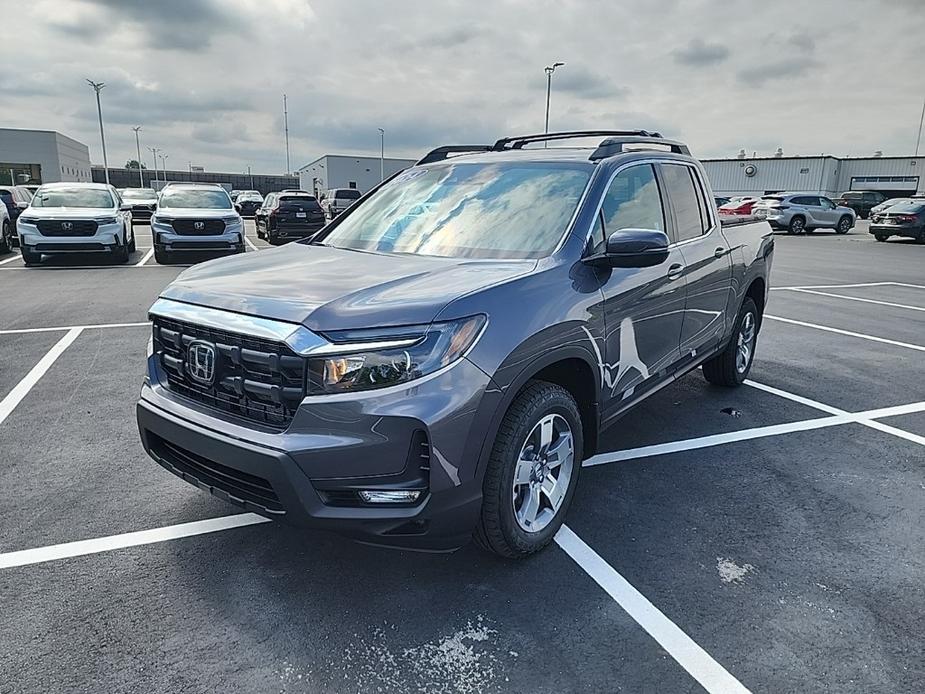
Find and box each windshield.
[238,193,264,202]
[320,162,591,259]
[122,188,157,199]
[31,188,115,208]
[159,188,232,209]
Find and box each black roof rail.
[590,135,690,158]
[492,130,664,150]
[416,145,493,165]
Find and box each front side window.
[321,162,592,259]
[158,188,232,209]
[31,187,115,208]
[660,163,703,241]
[820,198,836,209]
[600,164,665,239]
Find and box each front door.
[594,163,687,419]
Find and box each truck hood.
[160,243,535,331]
[24,207,117,219]
[154,208,237,219]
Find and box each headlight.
[222,215,242,224]
[151,216,172,227]
[18,217,38,225]
[95,217,118,225]
[309,315,486,394]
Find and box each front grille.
[170,219,226,235]
[149,433,284,513]
[152,316,307,428]
[35,219,98,236]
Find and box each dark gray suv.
[137,131,773,557]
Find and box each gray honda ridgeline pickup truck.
[137,130,773,558]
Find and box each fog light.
[358,490,422,504]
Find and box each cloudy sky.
[2,0,923,175]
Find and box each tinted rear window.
[334,190,361,200]
[279,197,321,210]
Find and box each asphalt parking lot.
[1,219,923,693]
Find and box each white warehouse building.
[298,154,417,198]
[0,127,92,186]
[702,154,925,199]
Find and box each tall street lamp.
[132,126,144,187]
[87,79,110,185]
[378,128,385,182]
[544,62,565,146]
[148,146,159,186]
[160,153,169,176]
[915,94,925,157]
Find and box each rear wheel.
[703,297,759,387]
[475,381,582,558]
[0,220,11,253]
[836,216,852,234]
[788,216,806,235]
[874,234,888,242]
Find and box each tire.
[702,297,759,387]
[256,222,264,239]
[127,229,136,253]
[788,216,806,235]
[267,232,279,246]
[154,246,170,264]
[0,221,11,253]
[113,237,130,264]
[836,216,852,234]
[475,381,583,558]
[874,234,888,242]
[21,248,42,266]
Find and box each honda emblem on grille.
[187,340,216,385]
[193,221,205,230]
[61,221,73,231]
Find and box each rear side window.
[660,163,704,241]
[792,196,818,206]
[600,164,665,238]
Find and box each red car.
[718,196,761,215]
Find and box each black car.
[235,193,264,217]
[835,190,886,219]
[0,185,33,234]
[255,193,325,244]
[869,200,925,242]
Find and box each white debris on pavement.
[716,557,756,584]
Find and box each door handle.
[714,247,727,258]
[667,263,684,280]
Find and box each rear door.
[597,163,687,417]
[658,162,733,359]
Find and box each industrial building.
[298,154,416,198]
[702,153,924,199]
[0,127,92,186]
[91,166,298,195]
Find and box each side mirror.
[585,229,670,268]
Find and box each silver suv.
[753,193,856,235]
[320,188,362,218]
[150,184,245,263]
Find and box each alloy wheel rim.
[792,219,804,233]
[512,413,574,533]
[736,311,756,373]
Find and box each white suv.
[16,182,135,265]
[752,193,856,235]
[320,188,362,219]
[150,184,245,263]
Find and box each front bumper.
[153,223,244,254]
[18,221,124,254]
[137,356,497,550]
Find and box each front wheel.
[0,221,11,253]
[836,216,852,234]
[127,229,136,253]
[874,234,888,242]
[21,248,42,266]
[475,381,582,558]
[154,246,171,264]
[702,297,759,386]
[788,217,805,235]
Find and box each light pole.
[283,93,291,174]
[132,126,143,187]
[148,146,159,186]
[160,153,168,176]
[915,94,925,157]
[87,79,110,185]
[248,165,253,189]
[544,62,565,146]
[378,128,385,182]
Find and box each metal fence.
[92,167,299,195]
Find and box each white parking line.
[772,281,925,291]
[0,514,270,569]
[135,248,155,266]
[555,525,750,693]
[764,315,925,352]
[0,321,149,335]
[0,253,21,266]
[245,237,259,251]
[781,288,925,313]
[0,327,82,426]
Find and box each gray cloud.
[736,56,820,86]
[672,39,730,67]
[555,67,626,101]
